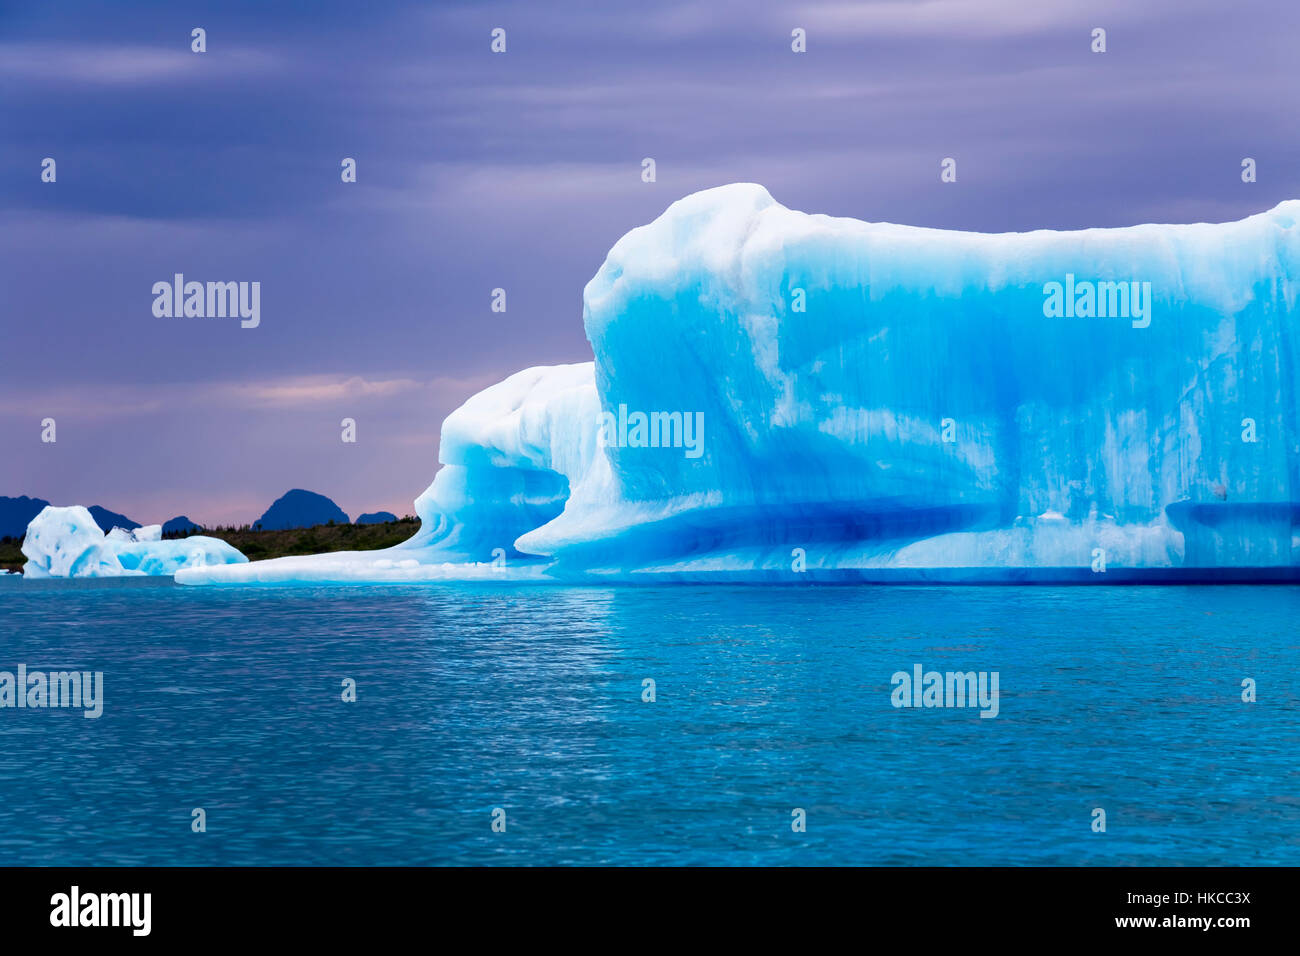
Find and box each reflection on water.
[0,577,1297,864]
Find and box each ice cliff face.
[178,184,1300,584]
[408,362,603,562]
[23,506,246,578]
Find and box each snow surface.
[177,184,1300,584]
[22,506,246,578]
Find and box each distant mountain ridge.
[5,492,397,540]
[253,489,350,530]
[0,496,48,538]
[163,516,203,535]
[88,506,140,533]
[1,496,140,537]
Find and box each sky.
[2,0,1298,526]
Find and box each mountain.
[355,511,398,524]
[253,490,349,530]
[88,506,140,534]
[0,496,50,538]
[163,516,203,535]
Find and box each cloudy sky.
[2,0,1296,526]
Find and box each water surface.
[0,577,1295,865]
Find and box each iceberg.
[22,505,247,578]
[177,184,1300,585]
[178,364,596,584]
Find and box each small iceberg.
[21,506,247,578]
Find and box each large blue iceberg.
[177,184,1300,584]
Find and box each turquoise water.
[0,577,1296,865]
